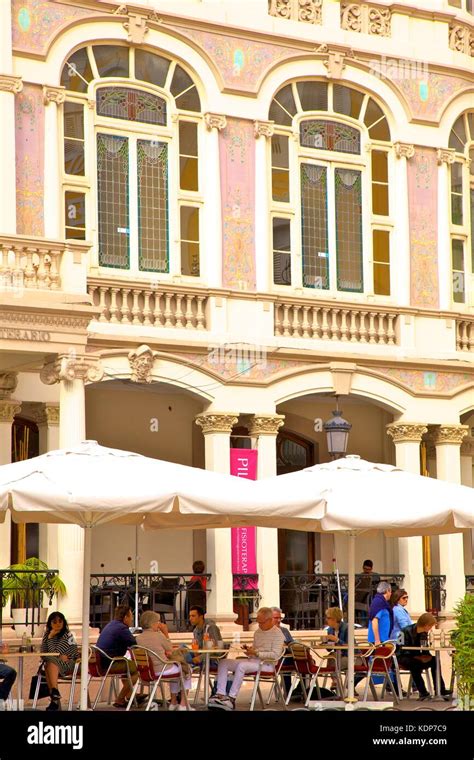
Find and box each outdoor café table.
[400,646,456,699]
[0,650,59,710]
[191,648,229,707]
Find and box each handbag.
[29,670,51,701]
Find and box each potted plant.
[452,594,474,710]
[233,592,251,630]
[1,557,67,637]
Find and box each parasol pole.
[345,531,357,709]
[80,522,92,711]
[332,535,343,610]
[134,525,139,629]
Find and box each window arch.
[61,44,202,277]
[269,80,392,296]
[448,111,474,305]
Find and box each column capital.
[254,120,274,139]
[386,422,428,443]
[431,424,469,446]
[0,74,23,94]
[436,148,456,165]
[0,372,18,400]
[461,436,474,457]
[36,403,60,427]
[195,413,238,435]
[40,355,104,385]
[243,414,285,436]
[0,399,21,423]
[394,142,415,160]
[204,113,227,132]
[43,85,66,106]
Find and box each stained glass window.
[273,218,291,285]
[335,168,363,292]
[138,141,168,272]
[96,87,166,125]
[300,120,361,155]
[97,134,129,268]
[301,164,329,289]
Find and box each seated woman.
[390,588,413,642]
[325,607,348,645]
[136,611,193,711]
[40,612,78,711]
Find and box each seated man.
[208,607,284,711]
[398,613,451,701]
[96,605,140,708]
[189,605,222,649]
[0,661,17,710]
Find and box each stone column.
[195,412,239,630]
[386,423,427,614]
[36,404,60,570]
[40,355,103,623]
[203,114,226,288]
[43,86,65,239]
[0,373,21,568]
[254,121,274,293]
[245,413,284,610]
[393,143,415,306]
[431,425,469,614]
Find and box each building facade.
[0,0,473,627]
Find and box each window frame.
[448,111,474,309]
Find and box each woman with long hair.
[40,611,78,711]
[390,588,413,642]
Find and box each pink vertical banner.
[230,449,258,590]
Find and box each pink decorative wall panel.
[395,73,471,124]
[407,149,439,309]
[219,119,256,291]
[15,85,45,236]
[12,0,98,56]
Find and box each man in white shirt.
[208,607,284,711]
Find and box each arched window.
[61,45,202,277]
[269,81,392,296]
[448,111,474,304]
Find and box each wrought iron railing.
[465,576,474,595]
[424,575,447,613]
[89,573,211,631]
[279,573,405,629]
[0,568,61,636]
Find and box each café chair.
[129,645,191,711]
[242,653,287,711]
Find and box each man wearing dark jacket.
[96,605,139,708]
[398,613,451,701]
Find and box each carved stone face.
[129,345,156,383]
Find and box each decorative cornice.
[449,23,474,58]
[341,3,391,36]
[394,143,415,160]
[43,86,66,106]
[40,356,104,386]
[461,436,474,457]
[0,400,21,423]
[437,148,456,165]
[254,120,275,139]
[268,0,322,25]
[386,423,428,443]
[128,344,159,383]
[0,372,18,400]
[0,75,23,94]
[204,113,227,132]
[431,425,469,446]
[244,414,286,436]
[195,413,239,435]
[0,311,91,330]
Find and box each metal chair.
[362,643,401,704]
[31,659,81,711]
[129,645,190,711]
[89,645,135,710]
[244,654,287,711]
[299,643,344,705]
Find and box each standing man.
[368,581,394,646]
[208,607,284,711]
[0,661,16,710]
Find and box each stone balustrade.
[456,319,474,351]
[274,299,398,344]
[87,278,208,330]
[0,235,64,291]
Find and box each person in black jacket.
[96,605,139,708]
[398,612,451,701]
